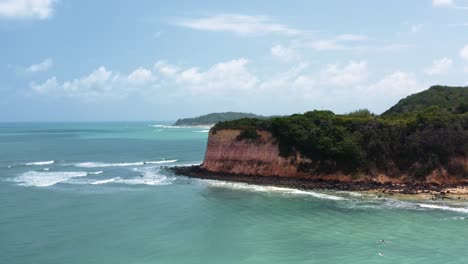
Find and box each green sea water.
[1,122,467,264]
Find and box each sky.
[1,0,468,121]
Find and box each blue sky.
[1,0,468,121]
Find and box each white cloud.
[29,58,429,115]
[433,0,453,6]
[26,58,53,73]
[30,59,259,100]
[154,60,179,76]
[320,61,368,86]
[410,24,423,33]
[174,14,301,35]
[30,66,157,100]
[270,44,298,62]
[127,67,154,85]
[378,43,411,52]
[335,34,369,41]
[0,0,56,20]
[424,57,453,75]
[362,71,425,112]
[460,45,468,60]
[307,34,368,51]
[432,0,468,9]
[173,58,258,95]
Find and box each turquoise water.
[1,122,467,264]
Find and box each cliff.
[196,86,468,186]
[201,129,468,185]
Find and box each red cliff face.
[201,129,468,184]
[201,129,352,181]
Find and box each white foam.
[87,171,103,175]
[25,160,54,166]
[419,203,468,214]
[90,178,119,185]
[152,125,184,129]
[193,130,210,133]
[73,160,177,168]
[43,168,50,171]
[118,167,174,186]
[204,180,346,200]
[74,161,144,168]
[144,159,178,165]
[13,171,88,187]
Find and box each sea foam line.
[25,160,55,166]
[204,180,346,201]
[419,203,468,214]
[73,160,177,168]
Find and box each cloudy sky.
[1,0,468,121]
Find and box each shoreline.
[171,165,468,200]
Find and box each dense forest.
[174,112,264,126]
[214,86,468,180]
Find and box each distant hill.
[382,85,468,116]
[174,112,264,126]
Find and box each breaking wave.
[73,160,177,168]
[204,180,346,201]
[25,160,55,166]
[418,203,468,214]
[12,171,88,187]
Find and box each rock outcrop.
[201,129,468,184]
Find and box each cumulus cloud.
[29,58,428,115]
[127,67,154,85]
[174,14,301,35]
[320,61,368,86]
[0,0,57,20]
[270,44,298,62]
[433,0,453,6]
[460,45,468,60]
[26,58,53,73]
[172,58,258,95]
[424,57,453,75]
[30,59,258,100]
[30,66,157,100]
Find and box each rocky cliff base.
[171,165,468,199]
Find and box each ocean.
[0,122,467,264]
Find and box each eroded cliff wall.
[201,129,468,184]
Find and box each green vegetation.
[174,112,264,126]
[215,86,468,180]
[382,85,468,116]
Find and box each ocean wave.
[418,203,468,214]
[87,171,103,175]
[144,159,178,165]
[12,171,88,187]
[90,178,119,185]
[73,160,177,168]
[204,180,346,201]
[152,125,185,129]
[25,160,55,166]
[193,130,210,133]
